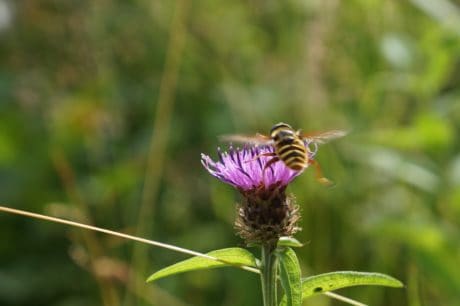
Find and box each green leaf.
[277,237,303,248]
[146,248,257,282]
[277,247,302,306]
[280,271,403,304]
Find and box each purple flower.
[201,145,313,190]
[202,144,313,245]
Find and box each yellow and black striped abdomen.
[273,133,308,171]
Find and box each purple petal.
[201,145,306,190]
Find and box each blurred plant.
[1,0,460,305]
[146,142,403,306]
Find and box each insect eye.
[277,130,293,138]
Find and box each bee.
[220,122,346,185]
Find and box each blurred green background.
[1,0,460,305]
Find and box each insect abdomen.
[272,128,308,171]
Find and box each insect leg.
[242,152,279,182]
[308,159,334,187]
[263,156,280,170]
[244,152,276,163]
[262,156,280,181]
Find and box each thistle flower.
[201,145,316,247]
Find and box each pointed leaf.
[277,247,302,306]
[280,271,403,305]
[278,237,303,248]
[146,248,257,282]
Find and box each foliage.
[146,248,257,282]
[1,0,460,305]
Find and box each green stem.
[260,243,278,306]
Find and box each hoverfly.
[220,122,346,185]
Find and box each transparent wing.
[300,130,348,144]
[219,133,273,146]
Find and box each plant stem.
[260,243,278,306]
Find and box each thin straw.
[0,205,260,274]
[324,292,368,306]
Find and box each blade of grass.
[131,0,189,303]
[51,150,119,306]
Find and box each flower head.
[201,145,311,191]
[201,144,315,246]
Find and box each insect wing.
[301,130,347,144]
[219,133,273,146]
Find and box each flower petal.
[201,145,306,190]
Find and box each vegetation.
[1,0,459,305]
